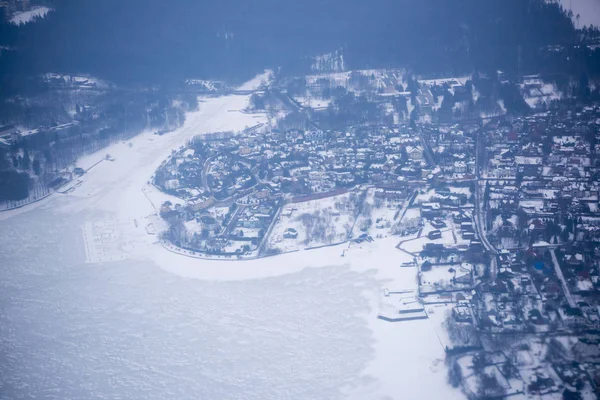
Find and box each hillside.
[0,0,582,85]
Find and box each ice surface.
[0,212,376,400]
[0,76,464,400]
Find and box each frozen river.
[0,209,376,399]
[0,83,463,400]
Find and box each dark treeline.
[0,0,593,88]
[0,86,197,202]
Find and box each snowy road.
[550,249,576,308]
[0,80,464,400]
[474,134,498,279]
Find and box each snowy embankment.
[0,74,464,400]
[238,70,273,91]
[11,6,51,25]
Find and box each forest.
[0,86,197,203]
[0,0,596,90]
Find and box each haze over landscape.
[2,1,600,400]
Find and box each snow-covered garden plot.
[420,264,454,288]
[419,263,472,294]
[453,351,532,399]
[390,206,422,237]
[368,202,403,237]
[221,239,259,255]
[402,207,421,221]
[353,188,405,238]
[266,193,356,253]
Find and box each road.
[550,249,577,308]
[415,127,495,277]
[200,156,213,193]
[473,130,499,279]
[418,131,436,167]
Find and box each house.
[462,231,476,240]
[73,167,85,176]
[460,222,474,232]
[283,228,298,239]
[405,145,424,162]
[428,230,442,240]
[421,202,442,218]
[453,161,467,174]
[430,218,446,229]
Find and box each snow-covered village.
[147,69,600,398]
[3,1,600,400]
[3,65,597,398]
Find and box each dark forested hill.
[0,0,583,86]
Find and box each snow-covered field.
[266,194,354,253]
[10,6,51,25]
[0,76,464,400]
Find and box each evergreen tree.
[22,151,31,170]
[32,159,41,176]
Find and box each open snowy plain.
[0,74,464,400]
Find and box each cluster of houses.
[153,114,488,258]
[426,124,478,180]
[152,70,600,395]
[406,103,600,399]
[482,106,600,294]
